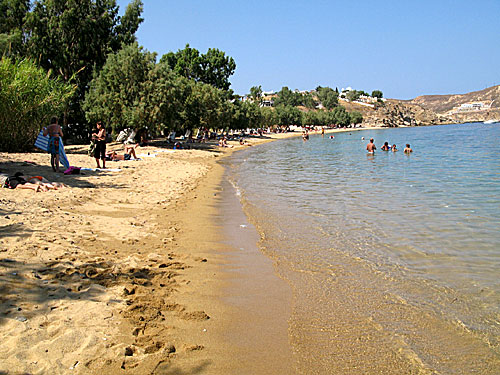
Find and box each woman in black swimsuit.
[92,121,107,169]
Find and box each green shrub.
[0,57,74,152]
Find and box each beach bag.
[3,175,26,189]
[64,166,81,175]
[88,140,96,156]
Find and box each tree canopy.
[160,44,236,91]
[0,0,30,57]
[316,86,339,109]
[23,0,144,130]
[273,86,303,107]
[84,43,236,136]
[249,85,263,104]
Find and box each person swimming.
[381,141,390,151]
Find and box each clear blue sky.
[116,0,499,99]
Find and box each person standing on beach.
[43,116,63,172]
[92,121,107,169]
[366,138,376,153]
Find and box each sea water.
[225,123,500,374]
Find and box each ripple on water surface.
[227,123,500,374]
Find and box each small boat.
[483,119,499,124]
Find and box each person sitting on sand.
[366,138,376,153]
[392,144,398,152]
[219,136,233,148]
[381,141,390,151]
[105,144,139,161]
[404,144,413,153]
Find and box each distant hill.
[406,85,500,123]
[409,85,500,113]
[304,85,500,127]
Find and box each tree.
[329,106,351,127]
[350,111,363,125]
[182,81,232,131]
[302,92,317,109]
[346,90,361,102]
[274,86,302,107]
[316,86,338,109]
[83,42,157,134]
[274,105,301,126]
[199,48,236,91]
[0,0,30,57]
[112,0,144,48]
[371,90,383,98]
[303,110,322,126]
[161,44,201,81]
[160,44,236,91]
[0,57,74,152]
[25,0,144,130]
[249,85,263,104]
[259,106,276,128]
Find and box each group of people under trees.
[366,138,413,154]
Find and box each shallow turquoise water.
[227,123,500,374]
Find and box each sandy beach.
[0,131,298,374]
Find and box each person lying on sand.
[26,175,67,191]
[1,172,67,192]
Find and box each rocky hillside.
[359,100,452,127]
[410,85,500,113]
[408,85,500,123]
[355,85,500,127]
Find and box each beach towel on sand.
[35,130,70,169]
